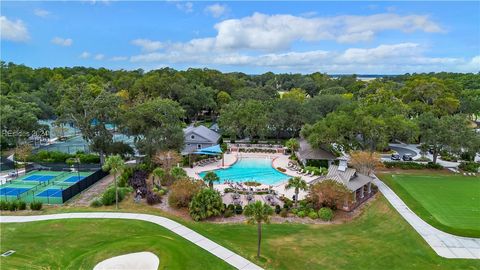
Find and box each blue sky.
[1,1,479,74]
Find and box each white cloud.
[130,43,478,74]
[34,8,50,18]
[204,4,228,18]
[0,16,29,42]
[210,12,444,51]
[51,37,73,46]
[94,54,105,60]
[176,2,193,13]
[79,52,91,59]
[110,56,128,61]
[131,39,164,52]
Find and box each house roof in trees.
[324,165,372,191]
[184,125,221,143]
[296,138,336,161]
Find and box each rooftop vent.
[338,159,348,172]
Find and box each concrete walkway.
[0,212,263,270]
[373,178,480,259]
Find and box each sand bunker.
[93,252,159,270]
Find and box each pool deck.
[185,153,315,200]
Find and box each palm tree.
[285,176,308,208]
[244,201,273,258]
[285,138,299,154]
[102,155,125,209]
[152,167,165,188]
[203,171,220,189]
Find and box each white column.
[368,182,372,194]
[360,186,364,199]
[352,190,356,202]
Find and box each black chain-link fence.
[61,169,109,202]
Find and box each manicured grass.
[0,219,232,270]
[379,172,480,237]
[2,197,478,270]
[187,196,479,270]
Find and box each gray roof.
[314,165,373,191]
[184,125,221,143]
[296,138,336,161]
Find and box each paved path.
[0,212,263,270]
[373,178,480,259]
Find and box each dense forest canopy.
[1,61,479,162]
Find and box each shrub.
[275,205,281,214]
[282,198,293,209]
[460,152,476,161]
[90,199,103,207]
[383,161,442,170]
[189,188,224,221]
[118,167,133,188]
[170,167,187,179]
[291,208,298,215]
[8,201,18,211]
[425,162,443,169]
[305,166,327,176]
[459,161,480,173]
[146,191,162,205]
[101,187,125,206]
[235,204,243,214]
[128,170,149,197]
[0,201,8,211]
[17,201,27,210]
[318,207,334,221]
[168,179,203,208]
[158,189,166,196]
[227,204,235,211]
[224,209,234,218]
[30,201,43,211]
[308,211,319,219]
[76,153,101,164]
[160,174,177,186]
[280,208,288,217]
[296,210,306,218]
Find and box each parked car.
[391,153,401,160]
[402,154,413,161]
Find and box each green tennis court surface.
[0,170,93,204]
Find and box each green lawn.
[187,196,479,270]
[0,219,232,270]
[1,197,479,270]
[379,172,480,237]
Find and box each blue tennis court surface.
[64,176,85,183]
[0,187,30,196]
[23,175,55,182]
[36,189,63,197]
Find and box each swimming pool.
[199,157,289,185]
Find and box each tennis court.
[23,175,56,182]
[0,170,94,204]
[36,189,63,197]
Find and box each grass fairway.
[0,219,232,270]
[379,172,480,237]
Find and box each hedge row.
[383,161,443,170]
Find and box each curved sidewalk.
[373,178,480,259]
[0,212,263,270]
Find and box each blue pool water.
[199,157,289,185]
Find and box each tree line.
[1,61,479,163]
